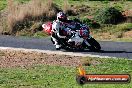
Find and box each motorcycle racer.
[42,12,101,51]
[52,12,76,50]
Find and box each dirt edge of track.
[0,49,82,68]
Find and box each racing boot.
[51,36,61,50]
[55,44,61,50]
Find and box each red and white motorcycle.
[42,22,101,51]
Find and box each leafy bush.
[81,18,100,28]
[70,17,100,28]
[94,7,125,24]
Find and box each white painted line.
[0,46,116,58]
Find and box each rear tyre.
[86,38,101,51]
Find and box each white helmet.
[57,12,67,22]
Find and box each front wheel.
[86,38,101,51]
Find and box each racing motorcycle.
[42,21,101,51]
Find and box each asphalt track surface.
[0,35,132,59]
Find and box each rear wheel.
[86,38,101,51]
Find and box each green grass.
[112,38,132,42]
[0,0,30,11]
[53,0,132,10]
[92,23,132,41]
[92,23,132,33]
[0,0,7,11]
[1,0,132,12]
[0,57,132,88]
[33,31,49,38]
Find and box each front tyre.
[87,38,101,51]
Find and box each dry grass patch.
[6,0,60,35]
[123,30,132,38]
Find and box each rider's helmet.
[57,12,67,22]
